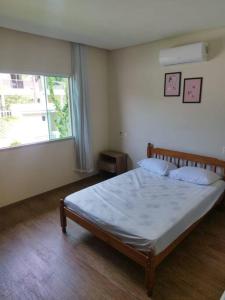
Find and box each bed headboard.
[147,143,225,178]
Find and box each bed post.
[147,143,154,158]
[60,199,67,233]
[145,248,155,297]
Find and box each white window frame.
[0,73,73,150]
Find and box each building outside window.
[10,74,24,89]
[0,73,72,148]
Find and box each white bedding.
[65,168,225,254]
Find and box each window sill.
[0,137,74,153]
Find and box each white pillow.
[137,158,177,176]
[169,166,221,185]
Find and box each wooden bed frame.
[60,143,225,297]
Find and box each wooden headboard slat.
[147,143,225,174]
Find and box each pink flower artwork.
[183,78,203,103]
[164,72,181,97]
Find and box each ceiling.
[1,0,225,50]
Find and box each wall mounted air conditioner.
[159,42,208,66]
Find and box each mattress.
[65,168,225,254]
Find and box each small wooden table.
[98,150,127,175]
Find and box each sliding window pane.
[0,74,49,148]
[45,76,72,140]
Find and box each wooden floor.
[0,175,225,300]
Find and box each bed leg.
[145,249,155,298]
[60,199,67,233]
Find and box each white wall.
[87,47,109,166]
[0,27,71,76]
[0,139,81,207]
[109,27,225,169]
[0,28,109,207]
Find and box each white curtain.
[70,43,93,173]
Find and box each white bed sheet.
[65,168,225,254]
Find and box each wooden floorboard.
[0,175,225,300]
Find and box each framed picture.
[183,77,203,103]
[164,72,181,97]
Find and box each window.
[10,74,24,89]
[0,73,72,149]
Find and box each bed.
[60,143,225,297]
